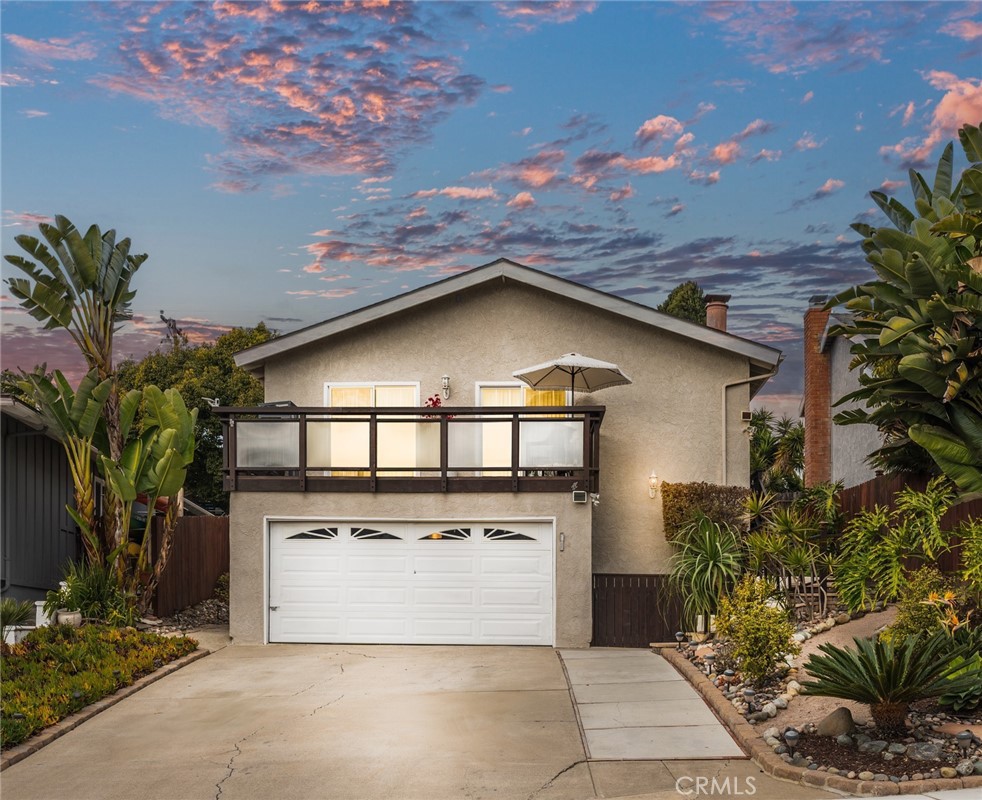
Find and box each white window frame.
[322,381,420,407]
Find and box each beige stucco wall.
[258,280,752,575]
[229,491,593,647]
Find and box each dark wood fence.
[152,515,230,618]
[592,573,682,647]
[838,474,981,573]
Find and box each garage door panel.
[346,555,409,574]
[269,520,553,645]
[413,586,476,607]
[412,555,476,575]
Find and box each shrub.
[1,598,34,641]
[662,481,749,542]
[800,631,982,735]
[669,515,743,630]
[1,625,197,748]
[880,567,955,644]
[715,575,798,687]
[214,572,230,605]
[961,518,982,599]
[940,653,982,712]
[43,560,136,627]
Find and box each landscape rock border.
[660,646,982,797]
[0,648,209,771]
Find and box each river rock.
[834,612,851,624]
[858,771,875,781]
[762,702,777,718]
[836,734,853,746]
[907,742,942,761]
[858,740,888,754]
[887,743,907,754]
[763,727,780,740]
[974,760,982,775]
[773,696,788,709]
[940,767,958,779]
[817,707,856,737]
[956,760,975,776]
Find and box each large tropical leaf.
[910,424,982,494]
[959,122,982,164]
[898,353,948,397]
[933,142,954,199]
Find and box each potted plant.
[1,597,35,644]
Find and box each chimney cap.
[704,293,731,305]
[808,294,828,307]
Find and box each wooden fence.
[592,573,683,647]
[152,515,230,618]
[838,474,981,573]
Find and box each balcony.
[217,405,604,493]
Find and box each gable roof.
[237,258,782,391]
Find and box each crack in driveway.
[526,759,587,800]
[215,728,261,800]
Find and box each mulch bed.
[795,733,946,776]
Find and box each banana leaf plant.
[16,368,112,563]
[827,123,982,495]
[100,386,197,613]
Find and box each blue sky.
[2,1,981,414]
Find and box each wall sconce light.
[441,374,451,399]
[648,471,660,498]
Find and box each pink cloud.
[688,169,720,186]
[494,1,596,30]
[507,191,536,209]
[940,19,982,41]
[709,140,742,165]
[4,34,97,63]
[635,115,684,144]
[411,185,498,201]
[801,91,814,104]
[794,132,824,151]
[666,203,685,217]
[2,210,53,227]
[19,108,49,118]
[879,179,906,194]
[751,149,782,163]
[285,288,358,299]
[89,3,487,186]
[490,84,513,93]
[880,71,982,167]
[0,72,33,87]
[816,178,845,196]
[608,184,634,202]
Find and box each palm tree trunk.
[871,701,908,735]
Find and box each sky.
[2,1,981,416]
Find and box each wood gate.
[592,573,682,647]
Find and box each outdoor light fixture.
[956,730,974,754]
[441,375,451,399]
[743,688,756,713]
[784,728,800,757]
[648,471,660,498]
[703,653,716,675]
[723,669,735,684]
[675,631,686,651]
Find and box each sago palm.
[800,632,982,735]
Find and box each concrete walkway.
[561,648,745,761]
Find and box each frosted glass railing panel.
[448,420,483,469]
[520,420,583,468]
[415,421,441,469]
[329,421,369,469]
[306,421,331,467]
[236,421,299,468]
[377,421,416,473]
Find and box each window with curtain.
[477,384,568,474]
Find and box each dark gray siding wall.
[1,415,78,602]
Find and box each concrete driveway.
[3,644,592,800]
[3,642,838,800]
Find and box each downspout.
[720,363,781,485]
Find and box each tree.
[117,323,275,509]
[657,280,706,324]
[748,409,805,493]
[5,215,198,614]
[827,123,982,494]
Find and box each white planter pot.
[3,625,34,645]
[56,610,82,627]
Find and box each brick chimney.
[704,294,731,332]
[803,295,832,486]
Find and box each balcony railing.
[217,405,604,493]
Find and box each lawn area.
[1,624,197,749]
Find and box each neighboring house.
[223,258,781,647]
[1,396,78,602]
[802,297,880,488]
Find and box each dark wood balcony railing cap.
[216,405,605,417]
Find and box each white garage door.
[268,520,554,645]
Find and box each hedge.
[662,481,749,541]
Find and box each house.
[222,258,781,647]
[802,296,880,488]
[1,396,78,602]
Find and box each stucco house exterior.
[222,259,781,648]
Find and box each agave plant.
[1,598,34,642]
[669,514,744,630]
[800,632,982,734]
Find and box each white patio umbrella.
[512,353,632,397]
